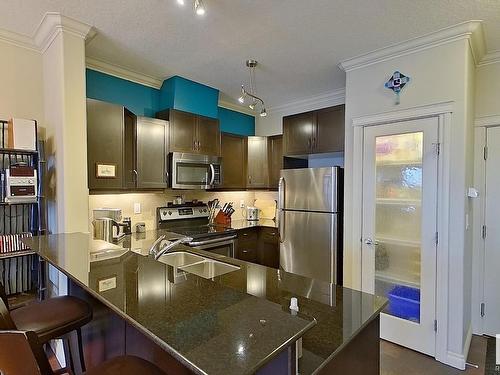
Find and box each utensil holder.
[214,211,231,227]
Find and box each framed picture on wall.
[95,163,117,179]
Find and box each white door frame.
[471,115,500,336]
[350,101,453,366]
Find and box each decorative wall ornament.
[385,71,410,105]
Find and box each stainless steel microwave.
[169,152,222,189]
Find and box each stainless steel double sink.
[157,251,240,279]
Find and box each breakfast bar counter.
[25,231,386,375]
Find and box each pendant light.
[238,60,267,117]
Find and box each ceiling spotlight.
[177,0,185,5]
[260,108,267,117]
[249,102,256,110]
[238,95,245,104]
[194,0,206,15]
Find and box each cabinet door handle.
[193,140,197,150]
[307,138,311,151]
[197,141,201,150]
[312,137,316,149]
[133,170,138,181]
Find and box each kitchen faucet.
[149,235,194,260]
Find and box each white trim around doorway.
[350,101,454,368]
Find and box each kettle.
[245,206,260,222]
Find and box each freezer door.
[279,167,339,212]
[279,210,337,283]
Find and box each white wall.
[476,61,500,119]
[343,38,475,366]
[0,39,44,131]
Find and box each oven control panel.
[158,205,209,221]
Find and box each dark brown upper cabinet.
[268,135,283,190]
[283,104,345,156]
[87,99,132,190]
[221,132,247,189]
[87,99,168,191]
[136,117,168,189]
[247,136,269,189]
[156,109,221,156]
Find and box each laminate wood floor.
[381,335,487,375]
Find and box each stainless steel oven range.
[156,202,236,258]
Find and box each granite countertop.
[25,231,386,375]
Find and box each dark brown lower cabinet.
[235,228,259,263]
[258,228,280,268]
[235,227,279,269]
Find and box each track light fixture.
[238,60,267,117]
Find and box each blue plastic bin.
[387,285,420,322]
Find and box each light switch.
[134,202,141,214]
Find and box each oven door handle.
[188,235,237,247]
[209,164,216,186]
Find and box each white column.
[35,13,94,234]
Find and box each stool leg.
[76,328,86,373]
[62,336,75,374]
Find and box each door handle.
[364,238,379,246]
[209,164,215,186]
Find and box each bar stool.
[0,330,166,375]
[0,284,92,373]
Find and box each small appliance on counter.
[245,206,260,221]
[92,208,130,243]
[3,164,38,204]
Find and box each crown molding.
[478,50,500,67]
[267,88,345,115]
[86,57,164,89]
[339,20,485,72]
[217,100,256,116]
[34,12,95,53]
[475,115,500,127]
[0,28,38,52]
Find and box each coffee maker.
[92,208,131,243]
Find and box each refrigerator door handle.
[278,177,285,243]
[279,209,285,243]
[278,177,285,209]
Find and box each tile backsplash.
[88,190,277,232]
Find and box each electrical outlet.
[240,200,245,208]
[134,202,141,214]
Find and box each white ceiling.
[1,0,499,108]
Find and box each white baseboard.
[440,324,473,370]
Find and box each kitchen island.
[25,231,386,375]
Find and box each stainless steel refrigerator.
[278,167,343,284]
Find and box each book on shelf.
[0,233,32,253]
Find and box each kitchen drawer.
[236,243,258,263]
[259,227,279,243]
[237,228,258,241]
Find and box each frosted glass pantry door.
[361,117,438,356]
